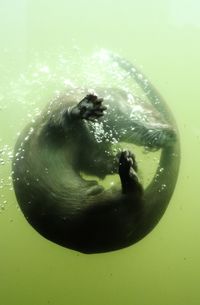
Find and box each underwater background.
[0,1,200,304]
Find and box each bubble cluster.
[158,183,167,193]
[0,144,13,166]
[0,48,162,212]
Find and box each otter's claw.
[71,94,107,121]
[119,151,135,175]
[119,150,142,194]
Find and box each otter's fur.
[12,53,180,253]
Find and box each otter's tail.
[107,51,181,234]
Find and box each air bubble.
[40,66,50,73]
[158,184,167,192]
[137,73,143,80]
[0,159,5,165]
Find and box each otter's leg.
[86,150,144,197]
[119,150,143,195]
[70,94,118,178]
[69,94,108,194]
[69,94,107,121]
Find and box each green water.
[0,1,200,305]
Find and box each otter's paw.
[76,94,107,121]
[118,150,137,175]
[118,150,142,194]
[119,150,134,175]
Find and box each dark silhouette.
[12,53,180,253]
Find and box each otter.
[12,53,180,254]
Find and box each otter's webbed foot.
[70,94,107,121]
[119,150,143,195]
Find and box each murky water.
[0,1,200,305]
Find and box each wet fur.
[12,53,180,253]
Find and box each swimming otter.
[12,53,180,253]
